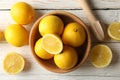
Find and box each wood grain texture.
[0,42,120,80]
[0,10,120,42]
[0,0,120,9]
[0,0,120,80]
[0,9,119,29]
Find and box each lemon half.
[41,34,63,54]
[108,22,120,41]
[90,44,112,68]
[3,52,25,74]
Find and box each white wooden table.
[0,0,120,80]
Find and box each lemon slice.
[3,52,25,74]
[41,34,63,54]
[108,22,120,41]
[90,44,112,68]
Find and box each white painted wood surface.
[0,0,120,80]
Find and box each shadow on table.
[23,58,32,72]
[110,47,119,65]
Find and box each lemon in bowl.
[62,22,86,47]
[54,46,78,70]
[39,15,64,36]
[29,11,91,73]
[34,38,54,59]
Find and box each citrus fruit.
[34,38,54,59]
[41,34,63,54]
[62,22,86,47]
[54,46,78,69]
[0,30,4,40]
[3,52,25,74]
[10,2,35,24]
[4,24,29,47]
[39,15,64,36]
[108,22,120,41]
[90,44,112,68]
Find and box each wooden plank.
[0,43,120,80]
[0,75,120,80]
[0,10,120,42]
[0,0,120,9]
[0,43,120,74]
[0,9,119,29]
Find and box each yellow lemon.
[108,22,120,41]
[39,15,64,36]
[0,30,4,40]
[62,22,86,47]
[41,34,63,54]
[10,2,35,24]
[54,46,78,69]
[34,38,54,59]
[3,52,25,74]
[4,24,29,47]
[90,44,112,68]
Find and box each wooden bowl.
[29,11,91,73]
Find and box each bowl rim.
[29,10,91,73]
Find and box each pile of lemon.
[36,16,120,69]
[5,2,35,47]
[2,2,35,74]
[34,15,86,70]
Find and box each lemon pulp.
[108,22,120,41]
[41,34,63,54]
[90,44,112,68]
[3,52,25,74]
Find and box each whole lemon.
[34,38,54,59]
[10,2,35,24]
[39,15,64,36]
[4,24,29,47]
[54,46,78,70]
[62,22,86,47]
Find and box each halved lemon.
[41,34,63,54]
[3,52,25,74]
[90,44,112,68]
[108,22,120,41]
